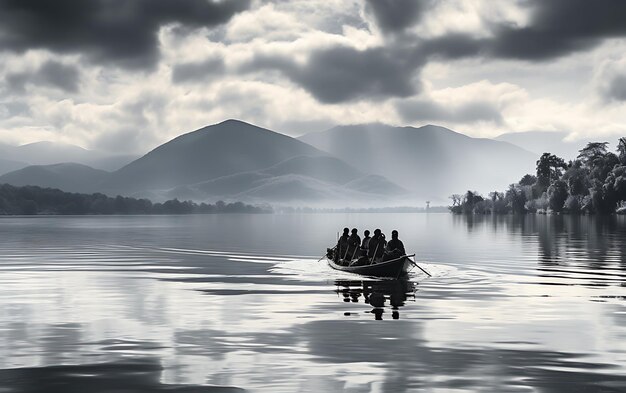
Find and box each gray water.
[1,213,626,392]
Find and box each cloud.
[604,74,626,102]
[484,0,626,61]
[364,0,430,34]
[397,98,503,124]
[395,80,530,132]
[0,100,30,119]
[595,57,626,103]
[171,56,225,84]
[416,0,626,62]
[0,0,250,70]
[243,44,425,103]
[4,60,80,93]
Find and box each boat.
[326,254,414,278]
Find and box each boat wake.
[270,258,458,282]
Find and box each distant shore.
[0,184,271,215]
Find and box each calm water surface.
[1,213,626,392]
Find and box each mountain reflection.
[335,279,416,320]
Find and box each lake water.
[1,213,626,392]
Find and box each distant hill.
[0,163,109,193]
[0,141,138,171]
[102,119,330,193]
[166,155,407,204]
[299,123,537,200]
[0,158,29,176]
[495,131,595,160]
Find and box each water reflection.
[2,215,626,392]
[335,279,417,320]
[452,214,626,288]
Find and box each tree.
[562,162,588,197]
[460,191,483,214]
[618,137,626,165]
[536,153,567,190]
[505,184,527,214]
[519,174,537,187]
[548,180,568,213]
[578,142,610,167]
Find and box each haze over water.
[1,213,626,392]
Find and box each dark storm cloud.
[487,0,626,60]
[243,44,425,103]
[4,60,80,93]
[364,0,430,34]
[396,98,504,124]
[0,0,250,70]
[171,57,225,84]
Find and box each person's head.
[392,230,398,239]
[351,228,358,235]
[364,230,370,237]
[374,228,381,236]
[343,227,349,235]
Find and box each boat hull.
[326,255,411,278]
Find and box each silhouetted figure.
[336,227,350,261]
[368,229,386,260]
[367,229,380,259]
[361,230,371,254]
[386,230,406,255]
[347,228,361,261]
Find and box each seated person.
[336,227,350,262]
[369,229,386,261]
[346,228,361,261]
[360,230,371,257]
[383,230,406,260]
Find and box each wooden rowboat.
[326,254,413,278]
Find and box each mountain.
[0,141,138,171]
[0,163,109,193]
[495,131,595,160]
[102,119,330,193]
[0,158,29,176]
[165,155,407,204]
[299,123,537,200]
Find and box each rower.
[369,229,386,260]
[386,230,406,255]
[347,228,361,260]
[360,230,371,256]
[336,228,349,261]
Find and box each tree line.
[449,138,626,215]
[0,184,272,215]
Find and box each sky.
[0,0,625,154]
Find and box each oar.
[318,246,336,262]
[407,255,431,277]
[368,243,380,265]
[350,242,359,261]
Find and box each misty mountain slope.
[496,131,593,160]
[0,158,29,176]
[0,141,138,171]
[300,123,536,199]
[344,175,408,195]
[13,141,92,165]
[165,155,406,203]
[233,174,390,204]
[262,155,364,185]
[103,119,328,193]
[0,163,109,193]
